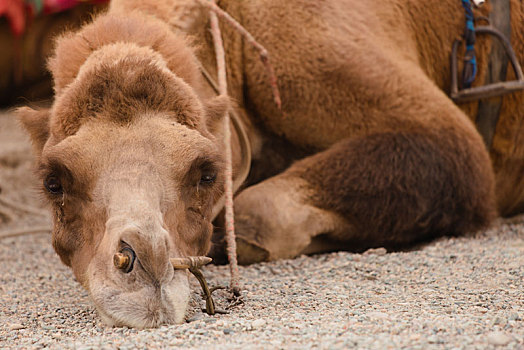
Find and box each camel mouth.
[87,268,190,328]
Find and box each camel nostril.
[113,247,136,273]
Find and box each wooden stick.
[195,0,282,110]
[207,0,241,296]
[189,266,216,315]
[113,252,131,270]
[171,256,219,315]
[0,197,49,218]
[171,256,213,269]
[0,226,51,239]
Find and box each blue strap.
[461,0,477,88]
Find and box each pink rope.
[208,1,240,295]
[197,0,281,110]
[200,0,283,295]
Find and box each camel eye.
[44,176,63,194]
[200,173,217,185]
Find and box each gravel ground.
[1,110,523,349]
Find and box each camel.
[17,0,523,328]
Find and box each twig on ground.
[0,226,51,239]
[0,196,48,218]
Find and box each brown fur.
[227,0,522,214]
[295,128,496,248]
[52,44,205,137]
[17,0,524,327]
[48,12,201,95]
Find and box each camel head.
[17,19,229,327]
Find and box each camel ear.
[204,95,230,133]
[17,107,51,155]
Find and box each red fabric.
[44,0,108,14]
[0,0,26,36]
[0,0,109,36]
[44,0,80,14]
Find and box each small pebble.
[486,331,513,346]
[186,314,205,323]
[492,316,506,326]
[9,323,25,331]
[363,247,387,256]
[508,313,521,321]
[427,335,443,344]
[409,334,421,341]
[366,312,389,320]
[251,319,266,328]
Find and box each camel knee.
[234,176,353,263]
[292,129,496,248]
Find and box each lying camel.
[17,0,523,328]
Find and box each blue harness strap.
[461,0,477,88]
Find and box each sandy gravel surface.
[1,110,523,349]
